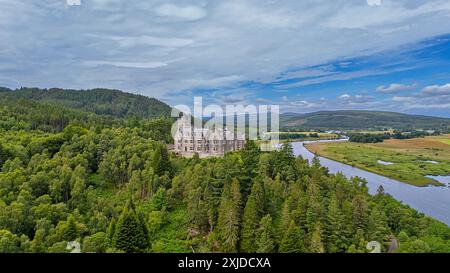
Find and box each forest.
[0,87,172,120]
[349,133,391,143]
[349,131,436,144]
[281,110,450,131]
[1,90,450,253]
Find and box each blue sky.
[1,0,450,117]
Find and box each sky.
[1,0,450,117]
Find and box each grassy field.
[305,134,450,187]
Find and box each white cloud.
[184,76,243,89]
[2,0,450,103]
[154,3,207,21]
[390,83,450,111]
[106,35,194,48]
[66,0,81,6]
[84,60,168,69]
[392,96,415,102]
[367,0,382,7]
[421,83,450,96]
[338,93,374,104]
[394,83,450,99]
[376,83,416,93]
[326,0,450,30]
[216,1,295,29]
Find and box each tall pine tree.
[240,140,261,197]
[279,220,305,253]
[325,194,349,252]
[152,144,172,177]
[63,215,79,241]
[256,215,275,253]
[113,201,149,253]
[240,178,265,252]
[367,205,389,244]
[305,177,323,233]
[217,179,242,252]
[308,224,325,253]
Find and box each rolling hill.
[280,110,450,130]
[2,88,449,131]
[0,87,172,119]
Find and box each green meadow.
[306,135,450,187]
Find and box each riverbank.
[291,141,450,226]
[304,136,450,187]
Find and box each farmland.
[305,135,450,187]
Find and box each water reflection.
[291,140,450,226]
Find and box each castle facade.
[173,115,246,157]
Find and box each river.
[291,140,450,226]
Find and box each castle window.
[197,147,201,151]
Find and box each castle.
[173,115,246,157]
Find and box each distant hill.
[280,110,450,130]
[0,87,12,93]
[0,87,172,119]
[0,95,121,132]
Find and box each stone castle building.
[173,115,246,157]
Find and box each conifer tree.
[309,224,325,253]
[63,215,79,241]
[296,191,309,231]
[256,215,275,253]
[279,220,304,253]
[113,201,149,253]
[352,195,369,233]
[280,201,291,234]
[306,177,323,233]
[152,144,171,177]
[240,179,265,252]
[347,229,367,253]
[142,161,156,197]
[187,187,208,231]
[217,179,242,252]
[107,218,116,242]
[241,140,261,197]
[367,205,389,243]
[325,194,348,252]
[203,176,224,232]
[281,142,294,162]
